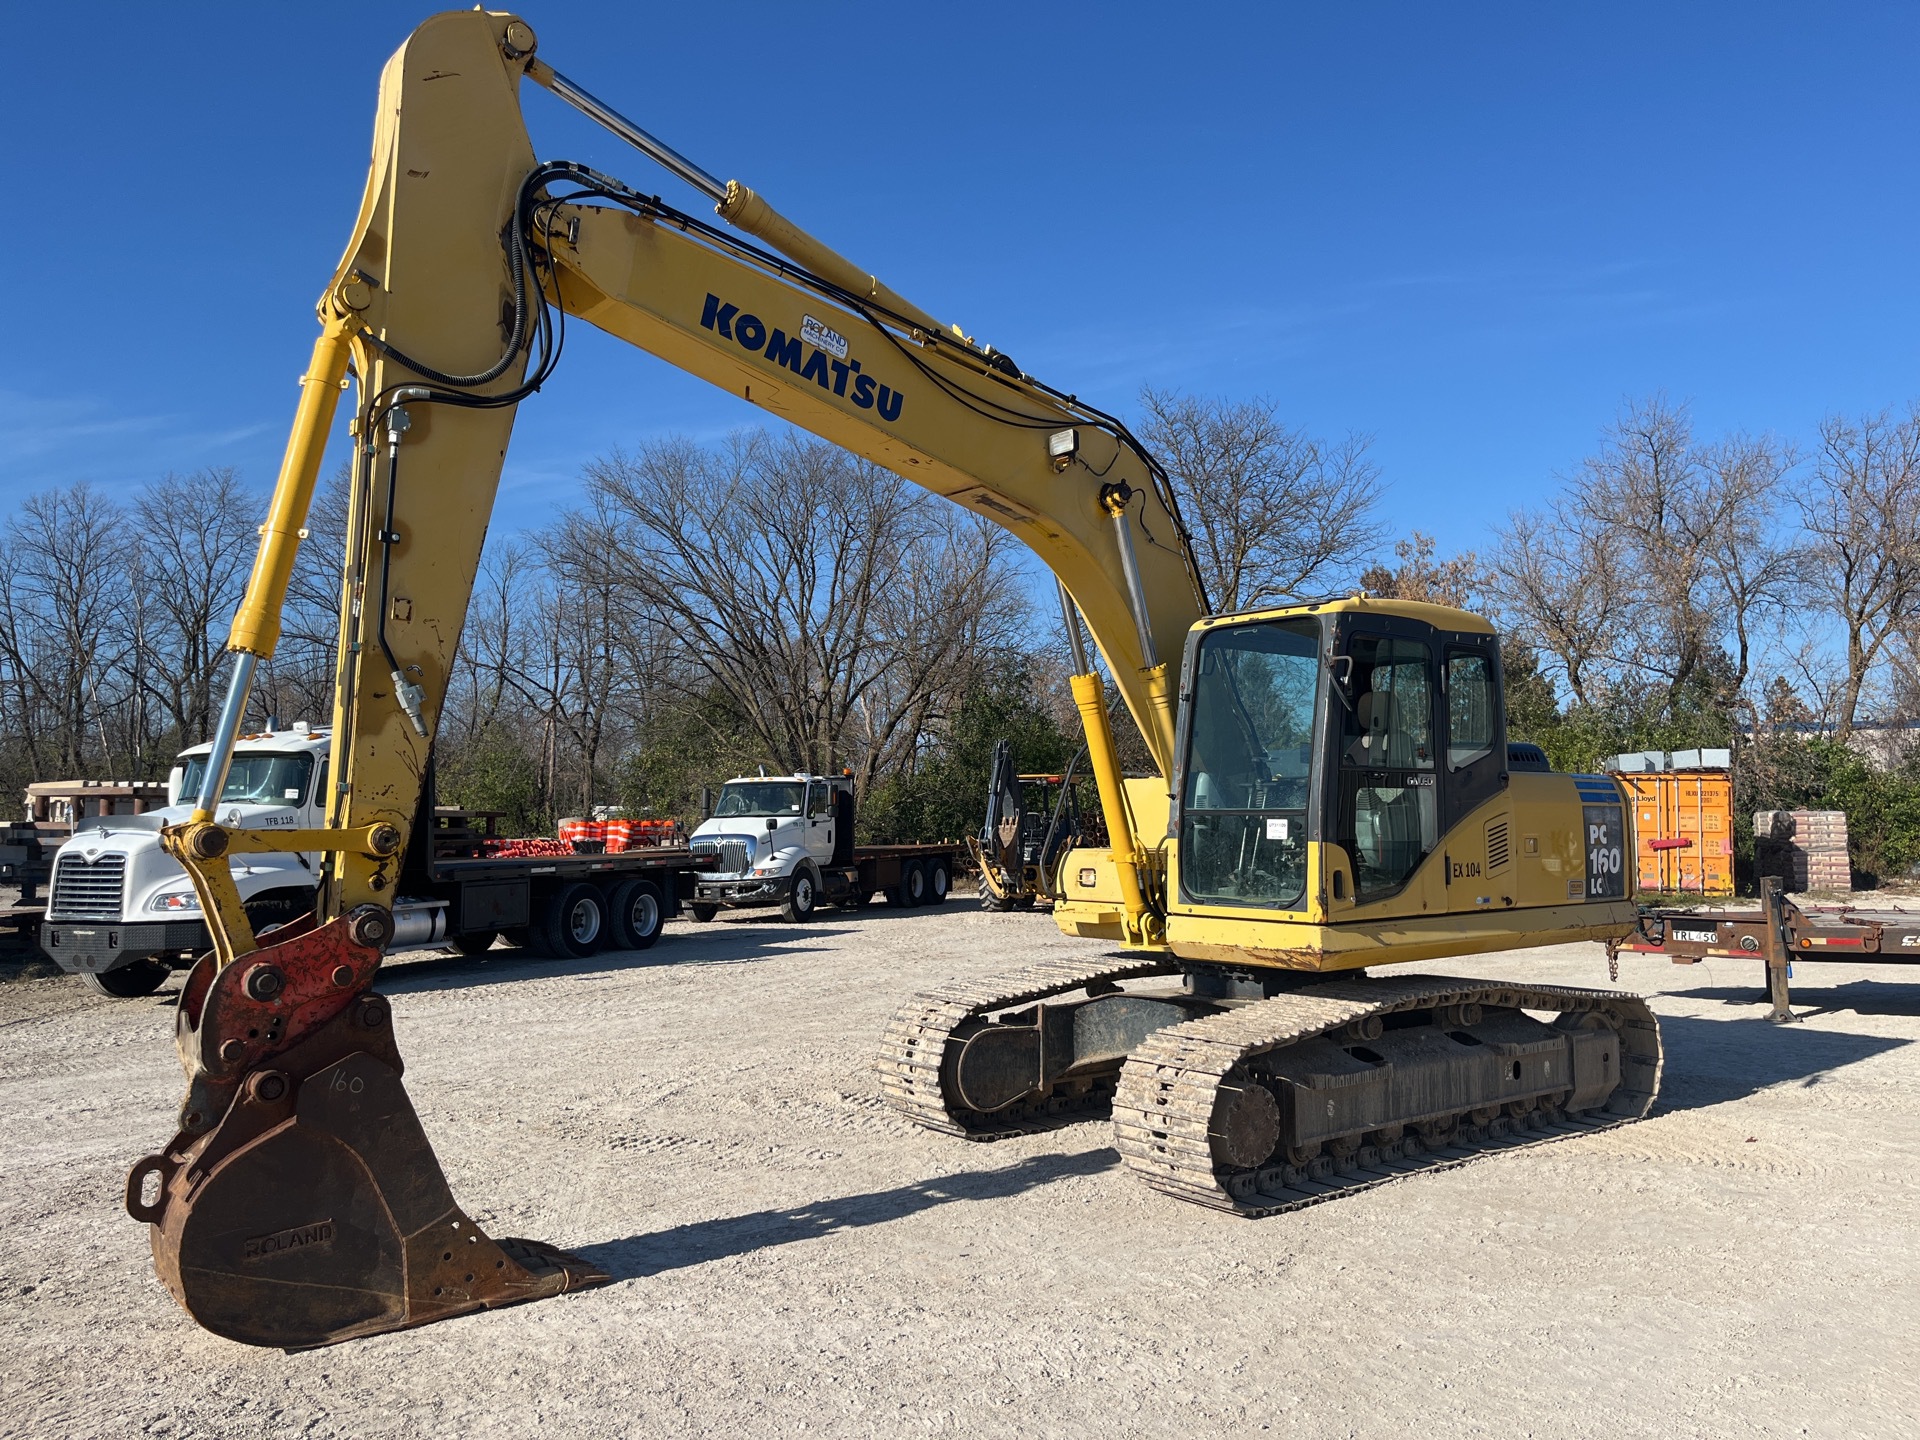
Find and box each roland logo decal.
[243,1219,335,1261]
[699,293,903,421]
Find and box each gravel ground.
[2,901,1916,1439]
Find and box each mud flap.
[129,914,606,1348]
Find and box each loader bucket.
[127,913,606,1348]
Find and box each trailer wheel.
[533,883,606,959]
[689,903,719,924]
[926,858,951,905]
[450,930,498,956]
[781,866,819,923]
[901,860,928,906]
[609,878,665,950]
[83,959,170,998]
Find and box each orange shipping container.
[1616,768,1734,895]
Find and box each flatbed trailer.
[690,840,962,916]
[0,825,54,956]
[1618,877,1920,1021]
[410,806,700,960]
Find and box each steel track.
[879,965,1662,1215]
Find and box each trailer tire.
[901,860,928,907]
[781,865,819,923]
[689,903,719,924]
[533,883,606,959]
[83,959,170,998]
[450,930,498,956]
[609,878,665,951]
[926,858,951,905]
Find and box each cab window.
[1335,634,1437,900]
[1446,651,1496,771]
[1179,618,1320,909]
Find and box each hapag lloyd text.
[699,294,903,422]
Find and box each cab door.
[1439,640,1506,834]
[804,782,835,865]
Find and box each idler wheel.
[1208,1080,1281,1170]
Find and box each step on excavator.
[128,10,1661,1349]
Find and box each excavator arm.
[139,8,1203,1348]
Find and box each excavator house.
[129,10,1661,1349]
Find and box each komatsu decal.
[700,294,903,421]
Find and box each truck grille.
[50,853,127,920]
[691,838,751,876]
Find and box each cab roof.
[1202,593,1497,638]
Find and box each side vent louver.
[1485,819,1511,873]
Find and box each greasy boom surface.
[2,904,1915,1439]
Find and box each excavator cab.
[1046,594,1635,970]
[1176,602,1506,916]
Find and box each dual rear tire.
[884,857,952,908]
[526,878,664,958]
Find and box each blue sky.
[6,3,1918,563]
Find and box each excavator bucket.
[126,910,606,1349]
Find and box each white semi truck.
[41,725,697,995]
[687,772,960,922]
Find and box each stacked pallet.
[1754,809,1852,891]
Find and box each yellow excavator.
[130,10,1661,1349]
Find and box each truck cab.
[40,726,332,995]
[687,772,958,922]
[687,773,849,919]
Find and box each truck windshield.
[713,781,804,818]
[178,753,316,808]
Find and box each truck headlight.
[147,891,202,913]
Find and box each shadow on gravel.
[1651,1012,1910,1112]
[577,1147,1122,1280]
[1670,977,1920,1021]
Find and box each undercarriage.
[878,958,1661,1215]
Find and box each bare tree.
[1138,388,1384,613]
[131,468,259,749]
[577,431,1027,792]
[0,484,132,773]
[1359,531,1486,609]
[1489,500,1626,708]
[1795,407,1920,740]
[1690,433,1796,710]
[1489,397,1796,722]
